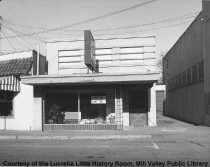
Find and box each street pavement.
[0,116,210,167]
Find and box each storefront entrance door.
[129,90,148,126]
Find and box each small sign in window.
[91,96,106,104]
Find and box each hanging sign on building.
[91,96,106,104]
[84,30,96,72]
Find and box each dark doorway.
[129,90,148,126]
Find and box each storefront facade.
[22,73,158,130]
[21,33,159,130]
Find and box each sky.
[0,0,202,57]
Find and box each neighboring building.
[163,0,210,126]
[0,50,47,130]
[20,33,160,131]
[0,33,160,131]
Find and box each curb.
[0,134,151,140]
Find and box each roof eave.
[21,72,160,86]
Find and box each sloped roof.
[0,57,33,76]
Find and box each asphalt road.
[0,116,210,167]
[0,134,210,167]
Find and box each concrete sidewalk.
[0,116,209,140]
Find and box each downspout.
[4,116,6,130]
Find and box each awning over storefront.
[0,76,20,92]
[21,72,160,86]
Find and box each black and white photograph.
[0,0,209,166]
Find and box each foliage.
[46,104,65,124]
[156,52,167,85]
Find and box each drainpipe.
[37,45,40,75]
[4,116,6,130]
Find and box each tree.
[156,52,167,85]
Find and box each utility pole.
[0,0,2,55]
[0,16,2,55]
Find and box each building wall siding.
[46,36,156,75]
[166,82,204,125]
[203,0,210,125]
[163,12,209,126]
[164,15,203,78]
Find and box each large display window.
[45,90,115,125]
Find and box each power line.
[2,11,199,37]
[46,20,192,43]
[50,0,159,31]
[94,20,193,37]
[2,24,46,42]
[4,26,35,50]
[0,20,192,54]
[0,11,198,40]
[1,10,199,34]
[2,17,81,32]
[0,18,42,53]
[1,30,17,52]
[91,12,199,32]
[2,23,81,42]
[2,17,47,30]
[0,16,2,54]
[0,0,159,39]
[1,2,27,25]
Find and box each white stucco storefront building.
[1,33,161,131]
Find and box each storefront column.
[33,86,43,131]
[147,84,157,126]
[115,89,123,129]
[78,92,81,122]
[122,89,129,127]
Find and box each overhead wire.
[2,28,31,50]
[0,11,199,41]
[4,22,81,43]
[0,0,159,39]
[94,20,193,37]
[0,21,42,53]
[1,2,27,26]
[1,30,17,52]
[0,0,200,54]
[48,0,159,31]
[91,12,199,32]
[2,24,46,42]
[0,19,195,55]
[2,10,199,33]
[2,17,81,32]
[6,27,35,50]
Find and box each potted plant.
[47,104,65,124]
